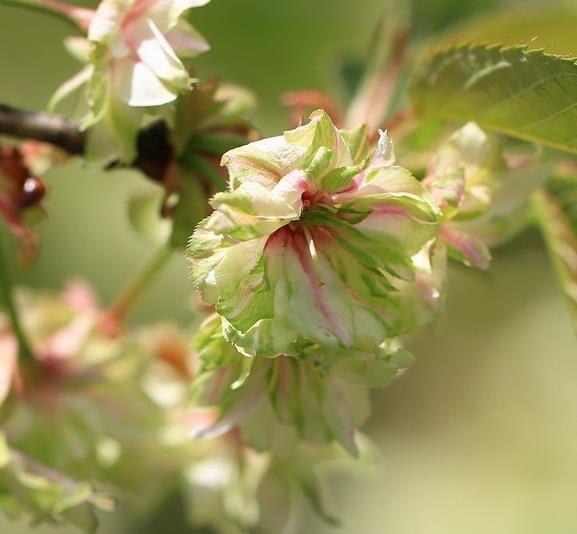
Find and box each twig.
[101,245,174,331]
[0,104,85,154]
[344,24,409,131]
[0,103,173,180]
[0,0,86,32]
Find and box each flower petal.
[113,57,177,106]
[165,22,210,57]
[441,226,491,269]
[128,18,191,92]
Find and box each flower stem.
[103,246,174,328]
[1,0,92,32]
[344,18,409,131]
[0,234,35,365]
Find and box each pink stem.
[37,0,94,31]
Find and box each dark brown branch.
[0,104,85,154]
[0,103,173,181]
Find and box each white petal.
[128,18,190,91]
[88,0,127,43]
[149,0,211,30]
[113,58,176,107]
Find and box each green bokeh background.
[1,0,577,532]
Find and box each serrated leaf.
[411,45,577,155]
[438,8,577,56]
[532,190,577,331]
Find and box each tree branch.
[0,103,173,181]
[0,104,85,154]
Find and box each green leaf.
[127,191,172,245]
[438,7,577,56]
[411,45,577,155]
[532,190,577,331]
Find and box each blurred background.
[2,0,577,532]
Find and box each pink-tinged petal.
[39,0,94,31]
[0,334,17,406]
[125,18,190,91]
[355,202,438,259]
[165,23,210,57]
[332,166,424,203]
[423,169,465,218]
[441,226,491,270]
[337,171,365,195]
[38,314,97,361]
[189,384,265,439]
[289,230,353,346]
[121,0,158,28]
[62,280,100,314]
[181,407,220,435]
[272,169,309,212]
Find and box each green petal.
[222,136,306,190]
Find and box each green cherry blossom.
[189,111,440,358]
[424,122,548,269]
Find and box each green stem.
[105,246,173,326]
[0,235,35,365]
[344,16,409,130]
